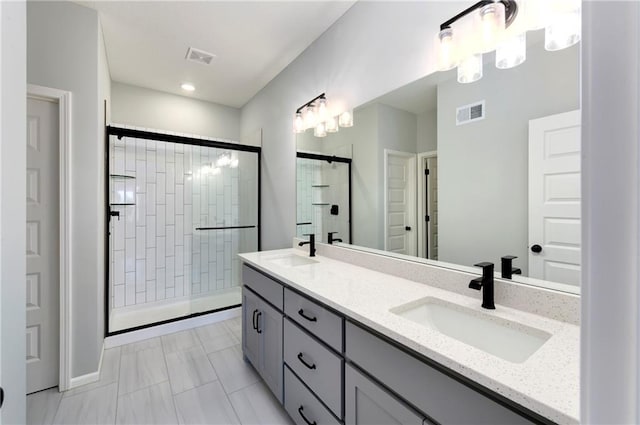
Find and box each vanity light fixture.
[294,93,353,138]
[437,0,581,82]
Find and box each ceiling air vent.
[456,100,485,126]
[185,47,216,65]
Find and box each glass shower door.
[186,145,259,316]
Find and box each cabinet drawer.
[345,364,428,425]
[345,322,535,425]
[242,264,283,311]
[285,366,340,425]
[285,288,343,351]
[284,318,343,418]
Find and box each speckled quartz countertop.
[239,248,580,424]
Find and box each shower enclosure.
[106,126,260,334]
[296,152,351,244]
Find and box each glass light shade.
[457,54,483,83]
[479,2,505,53]
[326,116,339,133]
[317,98,329,122]
[437,28,457,71]
[303,105,317,129]
[314,122,327,138]
[293,112,305,133]
[496,33,526,69]
[523,0,550,30]
[545,7,581,51]
[338,111,353,128]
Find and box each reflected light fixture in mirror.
[293,93,353,138]
[437,0,580,83]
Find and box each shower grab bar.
[195,225,256,231]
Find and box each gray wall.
[27,0,103,378]
[112,82,242,142]
[437,41,580,273]
[417,109,437,153]
[240,1,468,250]
[1,1,27,422]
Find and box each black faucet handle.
[501,256,519,279]
[474,262,494,268]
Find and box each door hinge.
[425,169,430,176]
[425,215,430,222]
[0,386,4,409]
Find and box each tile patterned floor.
[27,317,294,425]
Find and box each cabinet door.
[345,364,426,425]
[242,288,261,368]
[257,298,284,402]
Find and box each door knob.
[531,244,542,253]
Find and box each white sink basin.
[390,297,551,363]
[265,253,318,267]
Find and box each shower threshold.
[109,286,242,333]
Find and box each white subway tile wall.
[109,130,258,314]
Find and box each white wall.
[97,19,111,356]
[0,2,26,423]
[241,1,469,250]
[27,0,103,378]
[581,2,640,423]
[112,82,241,142]
[437,41,579,274]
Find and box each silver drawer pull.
[298,309,318,322]
[298,406,317,425]
[297,352,317,370]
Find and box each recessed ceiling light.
[181,83,195,92]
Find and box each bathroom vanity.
[239,245,579,425]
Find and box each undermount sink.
[390,297,551,363]
[265,253,318,267]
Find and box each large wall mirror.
[296,29,580,294]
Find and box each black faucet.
[298,234,316,257]
[328,232,342,245]
[469,262,495,310]
[501,255,522,280]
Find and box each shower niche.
[106,126,260,334]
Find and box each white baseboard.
[104,307,241,349]
[67,341,105,389]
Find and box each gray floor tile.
[208,345,259,394]
[63,347,121,398]
[121,337,162,354]
[195,322,239,354]
[161,330,200,354]
[166,345,218,394]
[27,387,62,425]
[174,381,240,425]
[118,346,169,395]
[52,382,117,425]
[222,317,242,341]
[116,381,178,425]
[228,381,293,425]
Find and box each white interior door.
[384,150,416,256]
[528,110,581,286]
[26,97,59,393]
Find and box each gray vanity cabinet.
[345,364,429,425]
[241,265,284,403]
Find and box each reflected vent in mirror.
[456,100,485,126]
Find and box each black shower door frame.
[104,125,261,337]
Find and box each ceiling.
[80,1,356,108]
